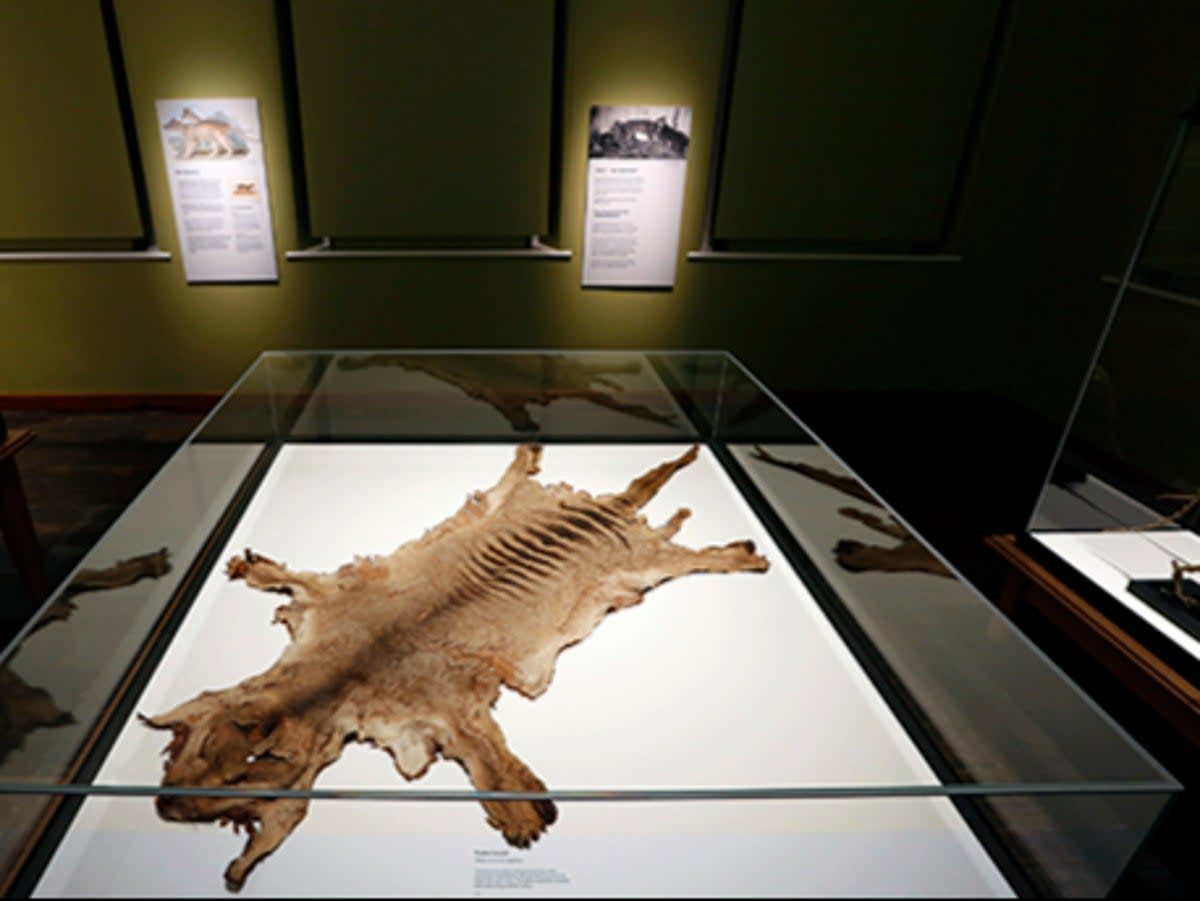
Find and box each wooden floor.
[0,407,1196,898]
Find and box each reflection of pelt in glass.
[145,445,768,891]
[589,113,689,159]
[0,549,171,763]
[750,446,952,578]
[338,353,679,431]
[162,108,249,159]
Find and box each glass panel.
[4,791,1172,897]
[195,352,329,443]
[0,442,262,891]
[0,350,1177,898]
[651,353,813,442]
[727,438,1175,896]
[0,443,261,780]
[1029,111,1200,663]
[285,351,704,441]
[732,443,1165,779]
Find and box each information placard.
[582,105,691,289]
[156,98,278,283]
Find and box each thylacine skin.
[145,445,769,891]
[163,108,244,159]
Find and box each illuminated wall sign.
[582,105,691,289]
[156,98,278,283]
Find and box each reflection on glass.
[747,444,952,578]
[0,548,172,765]
[334,352,682,432]
[292,351,698,439]
[1031,107,1200,653]
[0,443,261,892]
[0,351,1176,898]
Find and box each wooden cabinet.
[986,533,1200,748]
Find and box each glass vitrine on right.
[1029,104,1200,671]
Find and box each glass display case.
[1025,105,1200,702]
[0,350,1177,897]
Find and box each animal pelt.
[145,445,767,890]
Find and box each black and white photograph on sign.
[582,105,691,289]
[588,106,691,160]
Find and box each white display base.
[32,444,1011,897]
[1033,529,1200,661]
[36,797,1006,899]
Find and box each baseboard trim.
[0,394,220,412]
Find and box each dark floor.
[0,405,1196,897]
[0,409,206,643]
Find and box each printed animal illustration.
[145,445,768,890]
[337,353,679,432]
[162,108,246,159]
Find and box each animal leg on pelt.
[227,550,326,597]
[224,798,310,892]
[640,539,770,586]
[443,709,557,848]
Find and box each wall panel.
[0,0,1191,440]
[0,0,142,241]
[1,0,1196,578]
[714,0,1000,245]
[289,0,556,239]
[1139,129,1200,282]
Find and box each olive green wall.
[0,0,1197,436]
[716,0,1000,242]
[291,0,557,238]
[0,0,141,240]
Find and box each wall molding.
[0,248,171,263]
[286,236,572,261]
[0,394,219,412]
[687,250,962,263]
